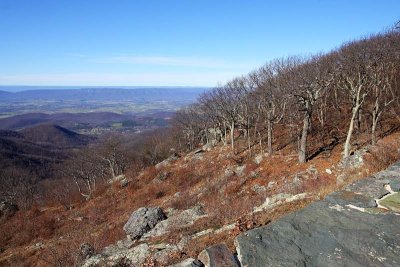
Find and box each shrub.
[365,141,400,173]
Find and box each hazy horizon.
[0,85,211,92]
[1,0,399,87]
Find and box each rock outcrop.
[155,154,180,169]
[85,161,400,267]
[0,200,18,220]
[141,206,206,240]
[123,207,167,240]
[80,243,95,260]
[82,243,150,267]
[235,161,400,267]
[170,258,204,267]
[253,193,309,213]
[198,244,239,267]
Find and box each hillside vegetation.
[0,27,400,266]
[173,30,400,163]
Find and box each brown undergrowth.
[1,131,400,266]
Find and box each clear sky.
[0,0,399,87]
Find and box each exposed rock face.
[82,243,150,267]
[123,207,167,240]
[337,149,366,184]
[141,206,206,240]
[254,154,263,165]
[390,179,400,191]
[340,149,365,169]
[0,201,18,220]
[80,243,95,259]
[169,258,204,267]
[253,193,309,213]
[155,154,180,169]
[379,192,400,212]
[234,165,246,176]
[236,161,400,267]
[198,244,239,267]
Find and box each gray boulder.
[142,206,206,239]
[80,243,95,259]
[254,154,263,165]
[120,178,129,188]
[0,200,18,220]
[123,207,167,240]
[169,258,204,267]
[198,244,239,267]
[390,179,400,192]
[82,243,150,267]
[155,154,179,169]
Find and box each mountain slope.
[0,112,131,130]
[0,129,65,178]
[20,124,92,148]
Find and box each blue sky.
[0,0,399,86]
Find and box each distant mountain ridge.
[0,112,131,130]
[0,111,176,130]
[0,87,208,102]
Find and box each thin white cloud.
[89,55,254,70]
[0,71,243,86]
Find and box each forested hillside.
[173,30,400,162]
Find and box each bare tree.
[250,59,287,154]
[170,27,400,164]
[366,33,398,144]
[60,148,107,200]
[97,137,127,179]
[0,167,38,209]
[287,56,333,163]
[337,40,374,158]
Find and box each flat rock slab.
[198,244,239,267]
[379,192,400,213]
[325,190,377,208]
[169,258,204,267]
[142,206,206,240]
[235,161,400,267]
[82,243,150,267]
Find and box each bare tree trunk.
[223,121,227,145]
[230,121,235,152]
[344,106,359,158]
[371,116,378,145]
[267,119,273,155]
[247,127,251,155]
[371,108,382,146]
[247,117,251,155]
[299,112,310,163]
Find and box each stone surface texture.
[169,258,204,267]
[235,161,400,267]
[198,244,239,267]
[123,207,166,239]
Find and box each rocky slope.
[2,131,399,266]
[82,161,400,267]
[236,161,400,267]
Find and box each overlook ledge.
[235,162,400,267]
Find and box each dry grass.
[2,130,400,266]
[365,137,400,173]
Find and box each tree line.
[3,27,399,207]
[173,29,400,163]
